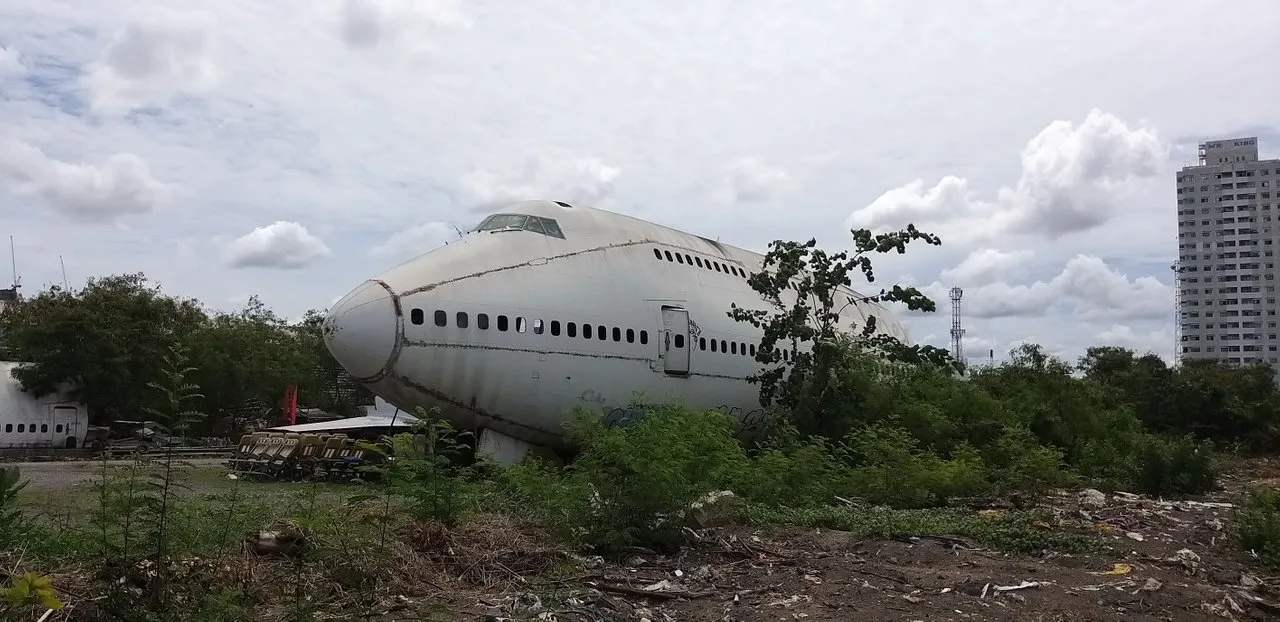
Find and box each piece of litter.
[1093,563,1132,576]
[994,581,1042,592]
[1125,532,1144,542]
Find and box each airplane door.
[661,306,690,375]
[53,406,79,449]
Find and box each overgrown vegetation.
[3,222,1280,618]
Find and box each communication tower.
[949,287,965,366]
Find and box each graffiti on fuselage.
[688,318,702,340]
[712,404,772,436]
[602,404,650,428]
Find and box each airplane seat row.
[226,430,372,480]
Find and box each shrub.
[1134,435,1216,497]
[0,466,31,551]
[844,424,988,508]
[502,404,748,554]
[1237,488,1280,570]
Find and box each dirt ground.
[13,458,1280,621]
[418,461,1280,622]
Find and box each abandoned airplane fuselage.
[322,200,911,464]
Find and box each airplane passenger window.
[567,322,577,337]
[704,261,712,270]
[410,309,424,325]
[664,251,673,262]
[457,312,468,328]
[720,339,727,352]
[627,328,635,343]
[714,262,722,272]
[675,253,684,264]
[740,342,747,355]
[498,315,509,331]
[41,424,47,433]
[640,330,648,344]
[533,319,544,334]
[653,248,662,260]
[4,424,10,433]
[478,313,490,330]
[434,310,447,327]
[749,344,756,356]
[56,424,62,433]
[684,254,693,264]
[516,317,527,333]
[674,334,685,348]
[711,339,717,352]
[612,327,621,341]
[731,342,737,354]
[597,325,606,340]
[551,321,561,336]
[17,424,24,433]
[582,323,592,339]
[695,257,703,268]
[699,337,706,350]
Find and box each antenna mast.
[949,286,965,367]
[59,255,68,289]
[8,236,18,293]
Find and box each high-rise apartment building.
[1176,137,1280,369]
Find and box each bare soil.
[417,461,1280,621]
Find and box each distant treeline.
[0,273,371,432]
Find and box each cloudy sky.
[2,0,1278,366]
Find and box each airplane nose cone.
[323,280,400,380]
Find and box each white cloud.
[369,221,457,262]
[846,109,1166,243]
[0,46,24,76]
[940,248,1033,287]
[1095,324,1173,361]
[339,0,471,51]
[0,139,169,223]
[714,158,794,205]
[83,9,219,114]
[225,222,331,269]
[920,255,1170,321]
[457,156,621,211]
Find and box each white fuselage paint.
[323,200,911,453]
[0,361,90,449]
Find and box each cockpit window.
[473,213,565,239]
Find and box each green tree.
[728,227,956,439]
[184,296,321,432]
[0,273,206,424]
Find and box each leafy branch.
[729,225,959,436]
